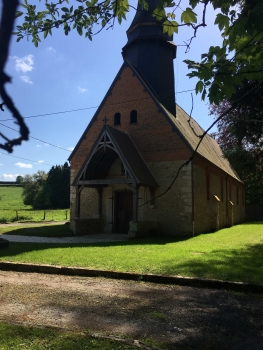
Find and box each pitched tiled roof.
[106,126,159,187]
[168,105,241,181]
[128,62,241,182]
[72,125,158,188]
[69,60,241,183]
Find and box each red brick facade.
[69,64,245,236]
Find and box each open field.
[0,186,69,223]
[0,186,30,210]
[0,222,262,285]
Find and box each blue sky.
[0,1,222,181]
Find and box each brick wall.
[70,66,192,174]
[69,65,245,236]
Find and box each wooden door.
[114,191,133,233]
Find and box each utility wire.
[0,88,195,152]
[0,151,53,166]
[0,122,72,152]
[0,89,195,122]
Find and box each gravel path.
[0,270,262,349]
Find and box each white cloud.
[47,46,56,53]
[0,163,3,166]
[15,162,33,169]
[67,147,74,151]
[20,75,33,84]
[38,160,44,163]
[1,174,19,181]
[11,54,34,73]
[44,143,50,147]
[36,145,41,148]
[78,87,88,93]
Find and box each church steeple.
[122,1,177,115]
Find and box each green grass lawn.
[0,186,69,223]
[0,186,30,210]
[0,222,262,285]
[0,322,137,350]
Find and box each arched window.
[114,112,121,125]
[130,110,137,124]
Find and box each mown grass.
[0,186,69,223]
[0,186,30,210]
[0,322,137,350]
[0,222,262,285]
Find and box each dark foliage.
[21,164,70,209]
[210,81,263,204]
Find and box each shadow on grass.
[0,224,73,237]
[161,243,263,285]
[0,237,262,284]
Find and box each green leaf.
[214,13,230,31]
[181,7,197,24]
[15,11,24,18]
[61,7,69,12]
[163,20,178,36]
[189,0,198,8]
[195,81,204,94]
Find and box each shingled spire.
[122,1,177,115]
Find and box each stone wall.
[143,160,193,236]
[193,157,245,235]
[69,64,245,236]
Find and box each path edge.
[0,261,262,293]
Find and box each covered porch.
[70,125,158,236]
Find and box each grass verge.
[0,322,138,350]
[0,222,263,285]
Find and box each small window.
[114,112,121,125]
[130,110,137,124]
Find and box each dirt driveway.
[0,270,262,349]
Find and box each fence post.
[65,210,68,220]
[16,210,18,221]
[43,210,46,220]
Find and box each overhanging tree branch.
[0,0,29,153]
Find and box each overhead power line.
[0,88,195,152]
[0,152,54,166]
[0,89,195,122]
[0,122,71,152]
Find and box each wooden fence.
[0,209,69,223]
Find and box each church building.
[68,1,245,236]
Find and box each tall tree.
[44,163,70,209]
[22,171,47,206]
[210,81,263,203]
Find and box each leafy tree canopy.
[14,0,263,104]
[210,81,263,204]
[21,165,70,209]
